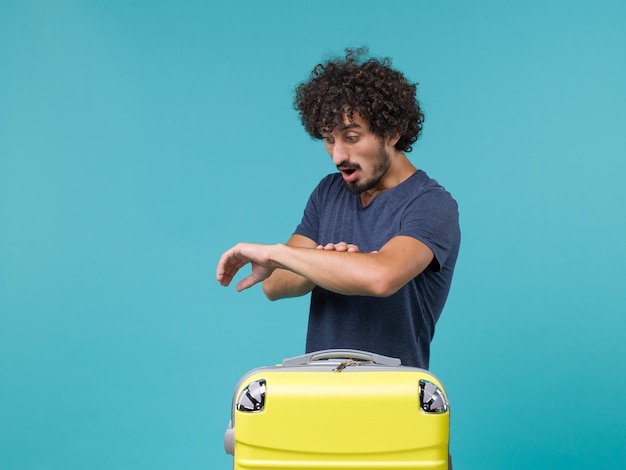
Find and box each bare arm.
[261,234,317,301]
[216,235,434,298]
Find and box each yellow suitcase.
[224,349,451,469]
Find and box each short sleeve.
[398,188,460,272]
[294,179,325,243]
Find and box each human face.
[321,114,392,194]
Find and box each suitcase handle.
[282,349,402,367]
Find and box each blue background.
[1,1,625,469]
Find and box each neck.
[359,153,417,207]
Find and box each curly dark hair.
[293,47,425,153]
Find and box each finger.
[346,244,361,252]
[216,260,234,286]
[236,276,254,292]
[236,273,263,292]
[217,264,240,286]
[216,250,247,286]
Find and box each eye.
[322,136,335,144]
[345,134,359,143]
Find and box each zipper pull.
[332,360,360,372]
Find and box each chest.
[317,197,407,252]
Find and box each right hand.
[216,242,279,292]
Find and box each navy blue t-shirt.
[294,170,460,369]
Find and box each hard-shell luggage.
[224,349,451,469]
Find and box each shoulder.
[411,170,452,194]
[399,171,458,211]
[399,171,460,241]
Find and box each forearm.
[216,236,432,297]
[260,233,318,301]
[268,243,411,297]
[262,269,315,301]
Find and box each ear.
[386,132,401,148]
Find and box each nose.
[329,140,348,165]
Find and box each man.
[216,47,460,369]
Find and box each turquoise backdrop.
[1,1,625,469]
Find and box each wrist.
[270,243,289,270]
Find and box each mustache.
[336,161,361,171]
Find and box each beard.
[342,143,392,194]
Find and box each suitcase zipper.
[332,359,366,372]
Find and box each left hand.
[316,242,362,253]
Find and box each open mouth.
[338,164,359,174]
[339,167,358,182]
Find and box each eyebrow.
[320,121,362,136]
[338,122,362,131]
